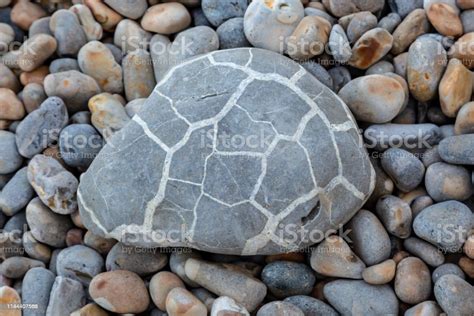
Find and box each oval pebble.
[261,261,315,299]
[439,59,473,118]
[57,245,104,286]
[46,276,85,316]
[22,267,55,316]
[257,301,303,316]
[104,0,147,20]
[284,295,338,316]
[432,263,466,283]
[106,243,168,276]
[425,162,472,202]
[216,17,250,49]
[0,167,34,216]
[203,0,248,27]
[381,148,425,192]
[362,259,396,285]
[394,257,431,304]
[141,3,191,34]
[434,275,474,315]
[375,195,412,238]
[403,237,445,267]
[349,28,393,70]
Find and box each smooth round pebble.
[362,259,396,285]
[261,261,315,299]
[403,237,445,267]
[106,243,168,276]
[203,0,248,27]
[434,275,474,315]
[432,263,466,283]
[394,257,432,304]
[142,3,191,34]
[375,195,412,238]
[59,124,103,169]
[56,245,104,286]
[381,148,425,192]
[216,18,250,49]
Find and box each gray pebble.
[0,231,23,260]
[440,124,456,139]
[346,11,378,43]
[0,173,13,190]
[434,275,474,315]
[393,52,408,78]
[347,210,391,265]
[376,195,412,238]
[0,167,34,216]
[70,111,91,125]
[261,261,315,299]
[22,267,55,316]
[192,7,211,26]
[304,7,336,25]
[22,231,51,263]
[26,197,74,248]
[46,276,86,316]
[125,98,146,117]
[324,280,398,315]
[425,162,472,202]
[405,301,443,316]
[328,66,351,93]
[50,10,87,56]
[59,124,103,169]
[48,249,61,275]
[388,0,423,18]
[381,148,425,192]
[0,256,45,278]
[257,301,304,316]
[366,61,394,75]
[421,145,442,167]
[394,257,431,304]
[284,295,338,316]
[216,17,249,49]
[413,200,473,252]
[15,96,68,158]
[104,0,148,19]
[411,195,434,217]
[301,61,333,89]
[191,288,216,311]
[49,58,79,73]
[3,211,27,234]
[202,0,247,27]
[403,237,445,267]
[28,17,52,37]
[21,83,46,114]
[461,10,474,33]
[439,134,474,165]
[377,12,401,33]
[27,154,78,215]
[0,131,23,174]
[328,24,351,64]
[105,43,123,64]
[432,263,465,283]
[57,245,104,286]
[106,243,168,276]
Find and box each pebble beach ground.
[0,0,473,315]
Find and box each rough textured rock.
[77,48,374,255]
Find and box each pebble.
[243,0,304,53]
[0,64,20,93]
[27,154,78,214]
[338,75,404,123]
[405,301,442,316]
[70,4,103,42]
[261,261,315,299]
[26,197,74,248]
[381,148,425,192]
[49,10,87,57]
[170,250,202,287]
[377,12,401,33]
[192,7,211,27]
[458,256,474,278]
[49,58,78,74]
[284,295,338,316]
[432,263,466,283]
[1,256,45,279]
[349,28,393,69]
[439,134,474,164]
[301,61,333,89]
[464,234,474,258]
[425,162,472,201]
[455,102,474,134]
[113,19,151,54]
[362,259,396,285]
[366,60,394,75]
[217,18,250,49]
[78,41,123,94]
[59,124,103,169]
[324,280,398,315]
[257,301,304,316]
[28,16,51,37]
[328,24,351,63]
[88,93,131,140]
[46,276,85,316]
[458,0,474,9]
[123,49,156,101]
[375,195,412,238]
[434,275,474,315]
[22,268,55,316]
[21,83,46,113]
[0,167,34,215]
[211,296,249,316]
[449,32,474,69]
[403,237,445,267]
[192,288,216,311]
[150,271,184,311]
[461,10,474,33]
[0,286,21,316]
[84,0,122,32]
[89,270,150,314]
[142,3,191,34]
[0,22,14,51]
[165,287,207,316]
[10,0,46,30]
[391,9,430,55]
[0,88,24,121]
[104,0,147,20]
[427,2,463,37]
[286,16,331,60]
[347,210,391,265]
[17,34,57,72]
[413,200,473,252]
[322,0,384,17]
[388,0,423,18]
[202,0,248,27]
[310,236,365,279]
[65,228,83,247]
[304,7,336,24]
[184,258,267,312]
[70,303,108,316]
[44,70,100,113]
[106,243,168,276]
[23,231,51,263]
[346,11,378,43]
[56,245,104,286]
[83,231,116,255]
[439,59,472,118]
[70,111,92,125]
[19,66,49,86]
[394,257,432,304]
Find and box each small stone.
[88,93,131,140]
[284,296,337,316]
[49,58,79,74]
[19,66,49,86]
[0,22,14,49]
[434,275,474,315]
[432,263,465,283]
[170,250,202,287]
[381,148,425,192]
[22,267,55,316]
[366,61,394,75]
[57,245,104,286]
[106,243,168,276]
[403,237,445,267]
[464,234,474,259]
[70,111,91,125]
[413,200,473,252]
[300,61,333,90]
[0,167,34,216]
[28,16,52,37]
[0,88,24,121]
[304,7,335,25]
[375,195,412,238]
[125,98,146,117]
[405,301,442,316]
[70,4,103,41]
[70,303,108,316]
[192,288,216,311]
[17,34,57,72]
[378,12,401,33]
[244,0,304,53]
[50,10,87,57]
[44,70,101,113]
[425,162,472,201]
[324,280,398,315]
[449,32,474,69]
[328,24,351,63]
[262,261,315,299]
[0,64,20,93]
[21,83,46,113]
[439,134,474,164]
[211,296,249,316]
[348,28,393,70]
[123,49,157,101]
[192,7,211,26]
[461,10,474,33]
[184,258,267,312]
[439,59,472,117]
[347,210,391,265]
[26,197,74,248]
[27,155,78,215]
[0,286,21,316]
[459,256,474,278]
[338,75,404,123]
[388,0,423,18]
[362,259,396,285]
[257,301,303,316]
[150,271,185,311]
[166,287,207,316]
[202,0,247,27]
[427,3,463,37]
[84,231,116,255]
[411,195,434,217]
[0,257,45,279]
[84,0,122,32]
[46,276,86,316]
[346,11,378,44]
[394,257,431,304]
[322,0,384,17]
[78,41,123,94]
[455,102,474,134]
[65,228,83,246]
[104,0,147,19]
[286,16,331,60]
[22,231,51,263]
[391,9,430,55]
[10,0,46,30]
[216,18,250,49]
[142,3,191,34]
[89,270,149,314]
[59,124,103,169]
[310,235,365,279]
[113,19,151,54]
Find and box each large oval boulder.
[77,48,375,255]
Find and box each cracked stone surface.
[78,48,375,255]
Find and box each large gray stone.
[77,48,374,255]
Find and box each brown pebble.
[349,28,393,69]
[0,88,24,120]
[17,34,57,72]
[10,0,46,30]
[391,9,430,55]
[83,0,123,32]
[392,251,410,264]
[362,259,396,285]
[71,303,109,316]
[459,256,474,278]
[454,102,474,134]
[20,65,49,86]
[427,3,463,37]
[287,16,331,60]
[464,234,474,259]
[0,64,20,93]
[165,287,207,316]
[141,3,191,35]
[66,228,84,247]
[150,271,185,311]
[0,286,21,316]
[439,59,473,117]
[394,257,431,304]
[450,32,474,69]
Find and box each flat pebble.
[394,257,431,304]
[284,295,338,316]
[70,303,108,316]
[0,167,34,216]
[28,16,51,37]
[104,0,147,20]
[0,64,20,93]
[403,237,445,267]
[1,256,45,279]
[22,267,55,316]
[142,3,191,34]
[322,0,384,17]
[202,0,247,27]
[170,250,202,287]
[83,231,116,255]
[449,32,474,69]
[192,288,216,311]
[439,134,474,164]
[211,296,249,316]
[378,12,401,33]
[106,243,168,276]
[261,261,315,299]
[70,111,91,125]
[17,34,56,72]
[57,245,104,286]
[217,18,250,49]
[455,102,474,134]
[375,195,412,238]
[123,49,156,101]
[461,10,474,33]
[346,11,377,43]
[366,61,394,75]
[88,93,131,140]
[46,276,85,316]
[392,9,430,55]
[328,24,351,63]
[381,148,425,192]
[464,234,474,258]
[413,200,473,252]
[434,275,474,315]
[362,259,396,285]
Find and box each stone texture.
[375,195,412,238]
[22,267,55,316]
[56,245,104,286]
[50,10,87,57]
[427,3,463,37]
[349,28,393,70]
[286,16,331,60]
[403,237,445,267]
[88,93,130,141]
[405,301,442,316]
[0,286,21,316]
[211,296,249,316]
[284,295,338,316]
[202,0,248,27]
[432,263,465,283]
[449,32,474,69]
[381,148,425,192]
[0,167,34,216]
[217,18,250,49]
[150,271,185,311]
[439,134,474,164]
[0,131,22,174]
[104,0,147,20]
[257,301,304,316]
[166,287,208,316]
